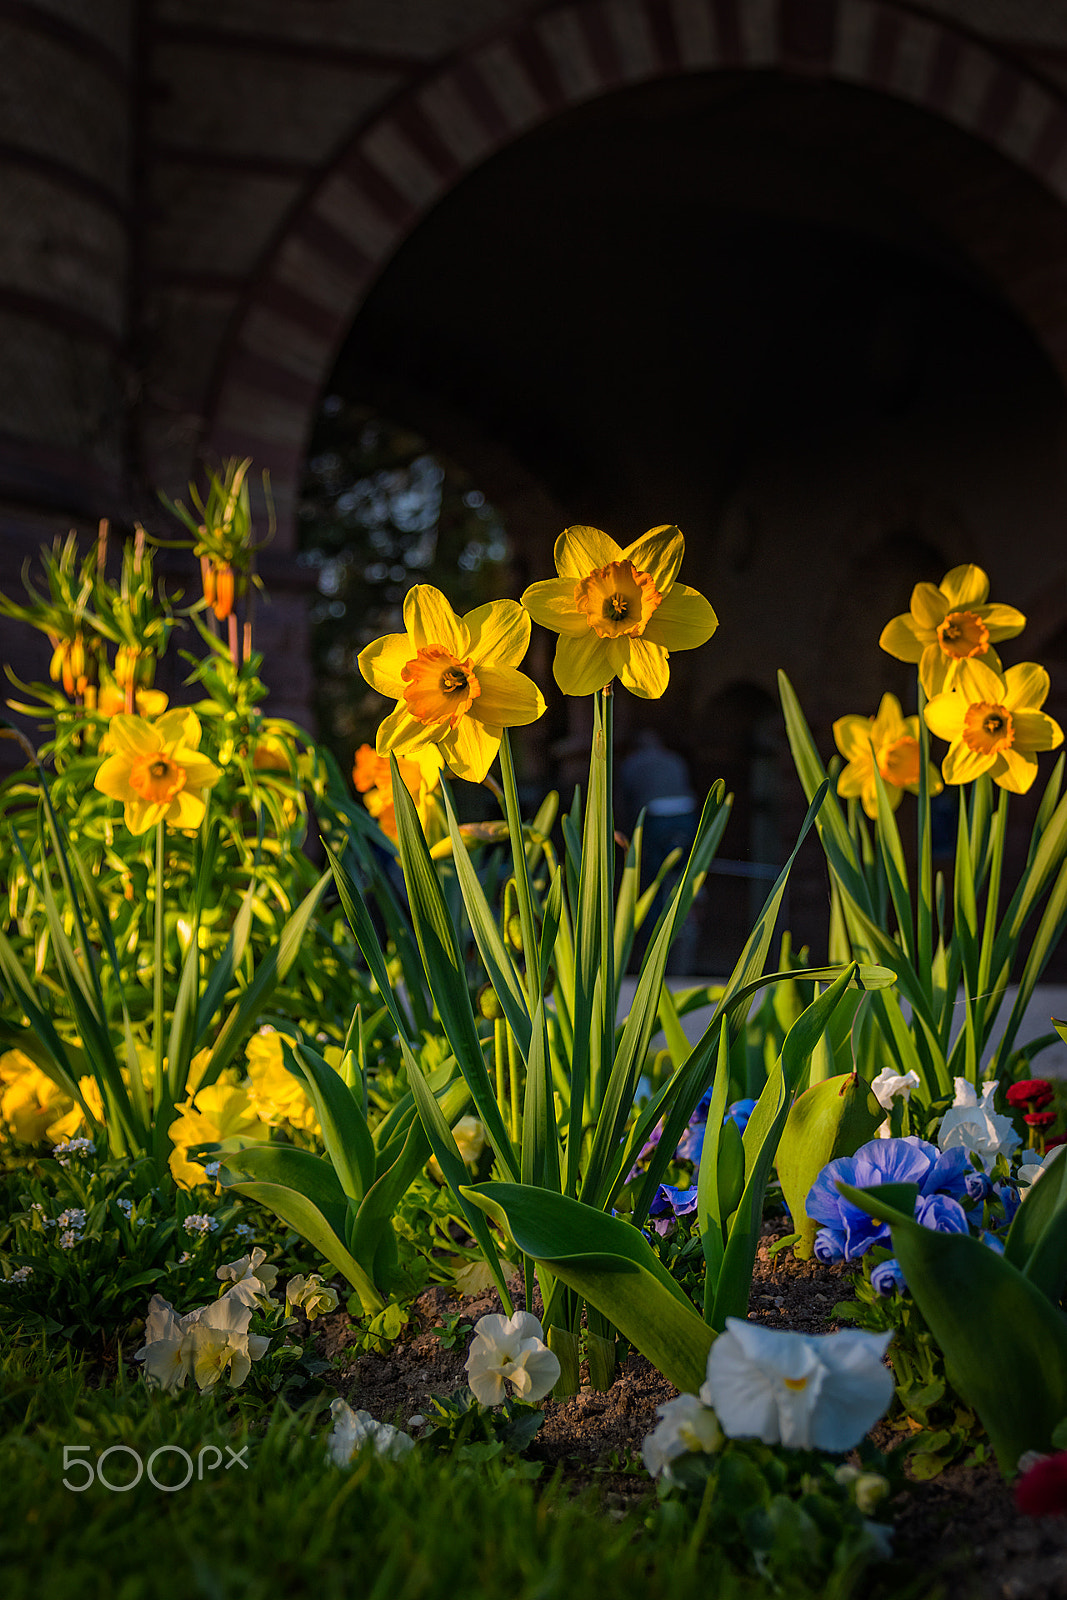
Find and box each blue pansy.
[870,1257,906,1296]
[725,1098,758,1133]
[805,1137,936,1259]
[648,1184,699,1236]
[965,1169,994,1203]
[813,1229,845,1264]
[919,1146,973,1202]
[981,1230,1006,1255]
[675,1122,705,1163]
[915,1192,969,1235]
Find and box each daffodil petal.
[993,747,1038,794]
[942,740,994,785]
[871,694,905,744]
[471,665,545,727]
[641,584,718,651]
[1012,710,1064,753]
[553,526,622,580]
[175,754,221,788]
[465,600,532,668]
[159,709,202,749]
[520,578,589,638]
[169,791,208,830]
[911,583,950,632]
[553,632,620,696]
[403,586,471,657]
[358,633,413,697]
[1003,662,1050,713]
[107,716,161,757]
[376,703,437,756]
[833,716,874,762]
[975,603,1026,642]
[618,638,670,699]
[939,565,989,609]
[919,642,951,697]
[953,654,1005,699]
[440,715,500,783]
[922,694,963,744]
[835,761,867,799]
[621,526,684,592]
[125,798,164,836]
[878,614,924,662]
[94,753,135,800]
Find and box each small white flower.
[56,1208,86,1232]
[641,1393,724,1481]
[701,1318,895,1452]
[58,1229,81,1249]
[938,1079,1020,1173]
[1017,1142,1066,1191]
[183,1213,218,1235]
[327,1398,415,1465]
[285,1273,339,1320]
[7,1265,33,1282]
[465,1311,561,1407]
[234,1223,255,1242]
[203,1161,221,1179]
[870,1069,921,1112]
[117,1198,134,1217]
[52,1138,94,1163]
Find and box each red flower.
[1024,1111,1057,1130]
[1007,1079,1054,1111]
[1016,1452,1067,1517]
[1046,1134,1067,1150]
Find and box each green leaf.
[1005,1149,1067,1302]
[775,1071,885,1258]
[463,1182,713,1394]
[841,1179,1067,1471]
[283,1040,375,1205]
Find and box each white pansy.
[284,1273,340,1319]
[465,1311,561,1406]
[217,1246,279,1303]
[870,1068,921,1112]
[701,1318,894,1452]
[327,1398,415,1465]
[135,1286,270,1393]
[938,1078,1020,1173]
[1017,1141,1066,1191]
[641,1393,724,1481]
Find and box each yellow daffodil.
[924,659,1063,793]
[352,742,444,843]
[168,1080,267,1189]
[358,586,545,784]
[94,709,221,834]
[521,524,717,698]
[0,1050,73,1145]
[879,564,1025,698]
[93,680,169,718]
[833,693,942,819]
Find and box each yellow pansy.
[94,709,222,834]
[0,1050,74,1145]
[358,586,545,784]
[168,1080,267,1189]
[244,1030,320,1137]
[879,564,1025,698]
[924,659,1063,794]
[45,1076,105,1143]
[352,742,444,843]
[833,693,942,820]
[521,525,717,698]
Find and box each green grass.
[0,1341,916,1600]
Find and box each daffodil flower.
[701,1318,894,1452]
[833,692,942,819]
[879,564,1025,697]
[94,709,221,834]
[352,741,444,842]
[924,659,1063,794]
[358,587,545,784]
[521,524,718,698]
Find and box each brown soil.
[310,1235,1067,1599]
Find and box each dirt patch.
[312,1234,1067,1597]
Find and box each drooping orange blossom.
[879,564,1025,698]
[357,586,545,784]
[834,692,943,819]
[520,524,717,698]
[94,709,221,834]
[352,742,444,842]
[923,658,1063,794]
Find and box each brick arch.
[203,0,1067,538]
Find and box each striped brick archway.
[203,0,1067,540]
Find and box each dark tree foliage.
[297,399,511,768]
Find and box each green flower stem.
[977,783,1010,1020]
[592,685,616,1116]
[494,1017,508,1130]
[499,728,539,1009]
[506,1023,523,1147]
[916,681,934,992]
[153,819,166,1102]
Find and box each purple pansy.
[648,1184,699,1236]
[870,1256,906,1296]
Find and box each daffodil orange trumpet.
[357,586,545,784]
[93,709,221,834]
[521,524,717,699]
